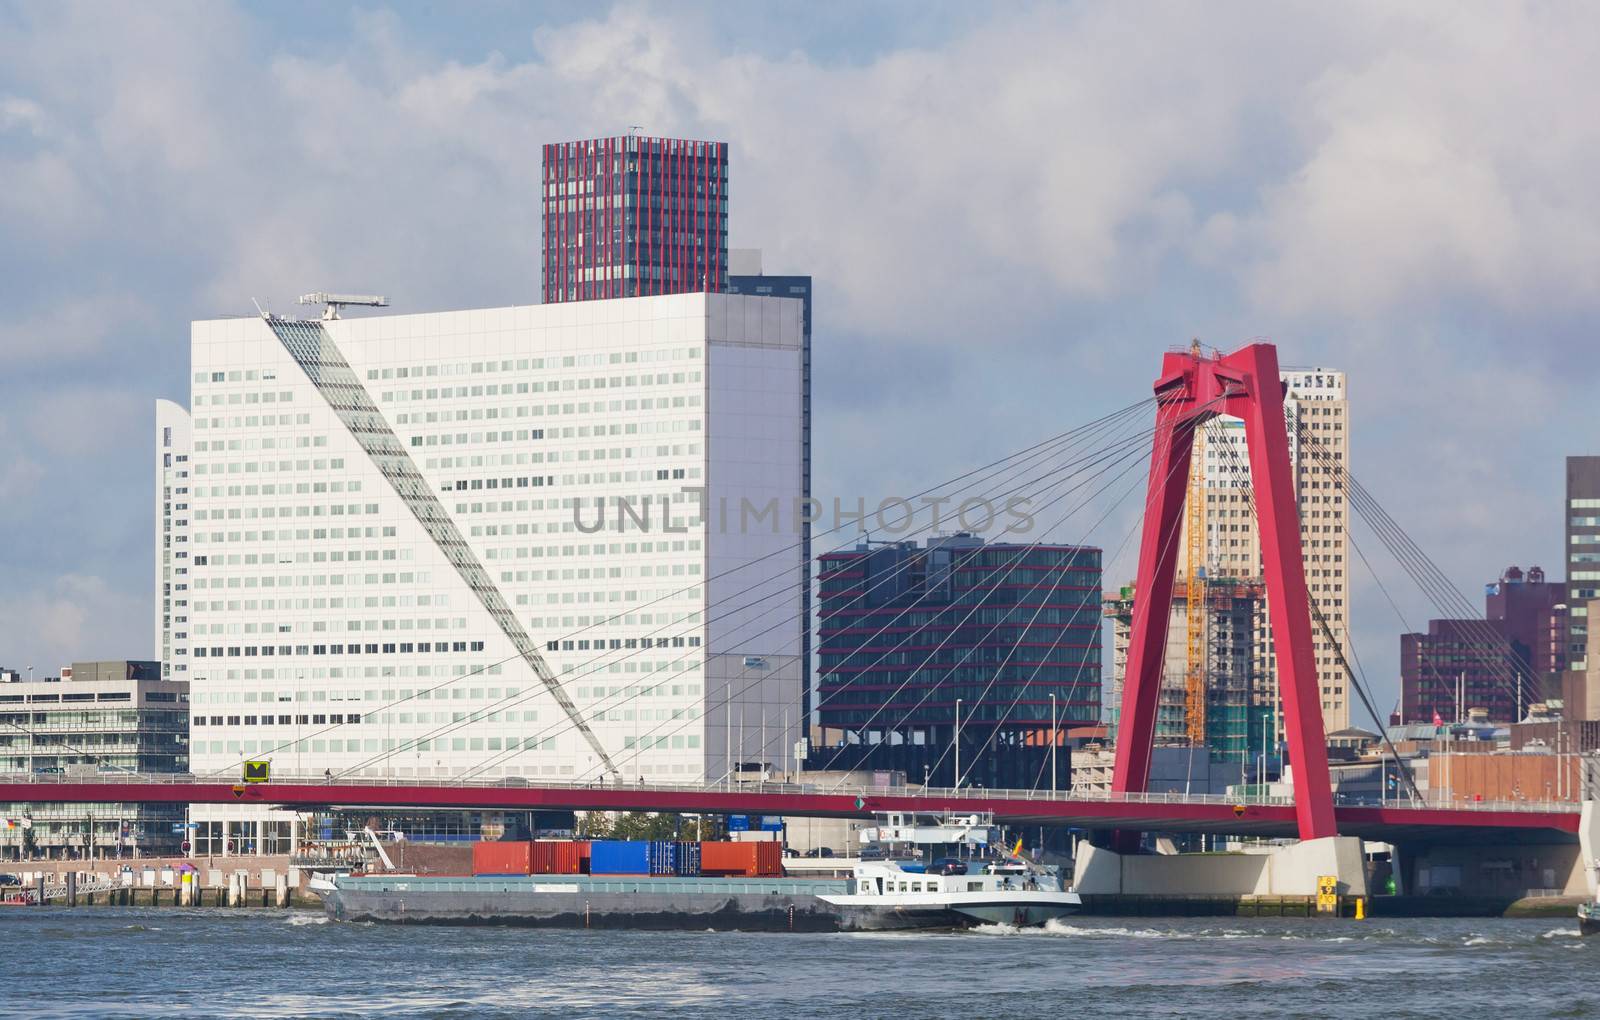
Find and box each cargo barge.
[310,820,1080,932]
[312,861,1080,931]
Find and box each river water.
[3,909,1591,1018]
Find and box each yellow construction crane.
[1183,340,1208,746]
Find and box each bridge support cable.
[210,397,1153,781]
[461,404,1173,783]
[359,403,1161,782]
[1294,438,1532,719]
[475,400,1177,783]
[920,413,1207,791]
[1209,426,1424,803]
[807,404,1178,782]
[823,444,1146,784]
[621,421,1161,789]
[1295,434,1539,718]
[1286,435,1522,717]
[1296,432,1539,693]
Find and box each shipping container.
[589,840,651,875]
[647,840,677,876]
[530,840,582,875]
[699,840,783,877]
[677,840,702,877]
[472,840,533,876]
[576,840,592,874]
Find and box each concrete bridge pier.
[1072,836,1368,900]
[1581,801,1600,898]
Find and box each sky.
[2,1,1597,724]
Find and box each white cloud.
[0,1,1598,711]
[1214,6,1600,318]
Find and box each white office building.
[173,292,805,825]
[154,400,194,678]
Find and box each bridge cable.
[458,405,1167,783]
[918,410,1204,790]
[369,402,1158,780]
[201,398,1155,780]
[1209,427,1424,801]
[807,405,1164,781]
[1295,434,1538,716]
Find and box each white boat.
[820,857,1081,929]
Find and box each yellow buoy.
[1354,896,1366,920]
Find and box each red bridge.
[0,774,1577,845]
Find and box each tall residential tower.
[1199,367,1352,732]
[541,134,729,304]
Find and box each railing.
[0,770,1580,815]
[1,877,120,904]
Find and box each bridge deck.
[0,775,1577,845]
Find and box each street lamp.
[954,699,963,789]
[1049,693,1058,796]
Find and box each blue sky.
[2,1,1597,723]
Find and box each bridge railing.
[0,770,1578,815]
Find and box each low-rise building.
[0,661,188,860]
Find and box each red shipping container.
[754,841,782,877]
[531,840,582,875]
[472,841,532,875]
[576,840,592,874]
[700,841,785,877]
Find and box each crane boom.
[1183,341,1208,747]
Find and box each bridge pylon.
[1111,342,1336,843]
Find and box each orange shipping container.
[531,840,583,875]
[472,840,533,875]
[700,841,784,877]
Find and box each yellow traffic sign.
[243,760,271,784]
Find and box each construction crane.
[297,292,389,320]
[1183,339,1208,747]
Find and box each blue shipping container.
[677,841,702,877]
[647,840,673,876]
[589,840,651,875]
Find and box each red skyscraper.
[541,134,729,303]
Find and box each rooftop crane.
[297,292,389,320]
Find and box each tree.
[576,811,706,840]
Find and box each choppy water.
[3,908,1593,1018]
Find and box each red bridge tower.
[1111,342,1336,842]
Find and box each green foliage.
[575,812,715,841]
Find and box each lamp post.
[954,699,963,789]
[1049,693,1058,795]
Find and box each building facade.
[0,662,188,860]
[1400,619,1523,724]
[815,536,1101,789]
[1485,564,1567,692]
[179,291,803,808]
[541,135,729,303]
[1186,367,1352,732]
[1103,578,1269,765]
[1566,456,1600,672]
[727,249,814,722]
[154,399,194,678]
